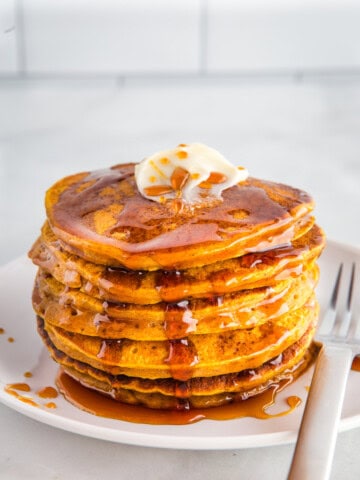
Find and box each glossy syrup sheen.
[4,383,40,408]
[96,226,323,303]
[162,300,198,381]
[49,164,312,253]
[56,370,301,425]
[37,386,58,399]
[158,282,300,381]
[352,355,360,372]
[5,381,59,409]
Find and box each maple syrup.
[6,383,30,392]
[27,163,324,426]
[56,369,301,425]
[163,301,197,339]
[162,299,200,381]
[37,386,58,399]
[50,164,311,261]
[4,383,39,408]
[352,355,360,372]
[164,339,199,382]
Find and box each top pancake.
[45,163,315,270]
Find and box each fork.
[288,260,359,480]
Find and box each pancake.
[40,297,318,380]
[28,149,325,412]
[44,164,315,270]
[29,222,325,305]
[37,315,318,409]
[33,265,318,340]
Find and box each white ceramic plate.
[0,241,359,450]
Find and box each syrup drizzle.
[50,165,312,257]
[31,224,324,308]
[26,166,327,425]
[163,299,199,382]
[164,339,199,382]
[164,301,197,339]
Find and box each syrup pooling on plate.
[56,369,302,425]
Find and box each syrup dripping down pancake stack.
[29,144,325,410]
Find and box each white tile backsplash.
[22,0,201,74]
[207,0,360,72]
[1,1,360,77]
[0,0,18,74]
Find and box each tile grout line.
[3,69,360,84]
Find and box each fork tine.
[346,263,359,341]
[331,263,354,338]
[346,262,355,310]
[330,263,343,309]
[318,263,343,336]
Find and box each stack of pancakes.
[29,163,325,410]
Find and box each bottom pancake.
[37,316,318,409]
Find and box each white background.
[0,2,360,479]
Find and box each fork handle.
[288,345,353,480]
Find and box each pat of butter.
[135,143,248,203]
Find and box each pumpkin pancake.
[40,297,318,380]
[29,146,325,412]
[37,315,318,409]
[44,164,315,270]
[33,264,318,340]
[29,222,324,305]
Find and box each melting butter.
[135,143,248,204]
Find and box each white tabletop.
[0,76,359,479]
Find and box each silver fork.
[288,260,360,480]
